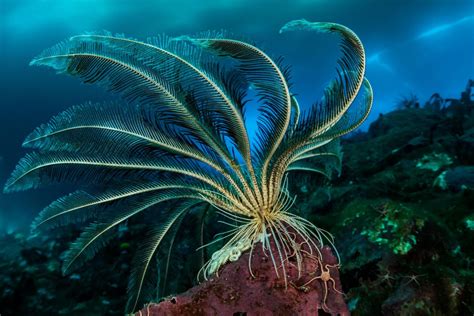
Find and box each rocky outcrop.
[136,244,347,316]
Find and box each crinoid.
[4,19,372,313]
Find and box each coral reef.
[0,230,129,314]
[1,81,473,314]
[297,80,474,315]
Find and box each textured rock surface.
[136,243,348,316]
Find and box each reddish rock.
[136,241,349,316]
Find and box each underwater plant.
[396,93,419,109]
[4,19,372,312]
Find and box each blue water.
[1,0,473,231]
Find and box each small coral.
[416,152,453,172]
[360,203,424,255]
[465,215,474,230]
[433,170,448,190]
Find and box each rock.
[434,166,474,191]
[136,241,348,316]
[458,127,474,164]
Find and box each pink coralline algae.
[136,242,349,316]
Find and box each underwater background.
[0,0,473,314]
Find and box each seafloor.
[1,81,473,315]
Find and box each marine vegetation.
[4,19,372,312]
